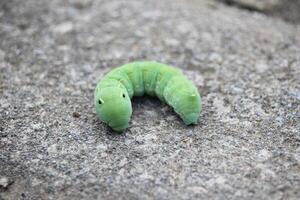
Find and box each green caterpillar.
[94,61,201,132]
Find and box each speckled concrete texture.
[0,0,300,199]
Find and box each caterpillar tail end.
[182,113,199,125]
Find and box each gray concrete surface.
[0,0,300,199]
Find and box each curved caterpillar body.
[94,61,201,132]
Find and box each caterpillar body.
[94,61,201,132]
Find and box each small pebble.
[0,177,13,189]
[72,112,80,118]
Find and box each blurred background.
[220,0,300,24]
[1,0,299,199]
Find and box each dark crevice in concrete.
[219,0,264,13]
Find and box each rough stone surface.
[0,0,300,199]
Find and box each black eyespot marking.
[122,94,126,98]
[98,99,102,104]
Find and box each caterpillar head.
[95,86,132,132]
